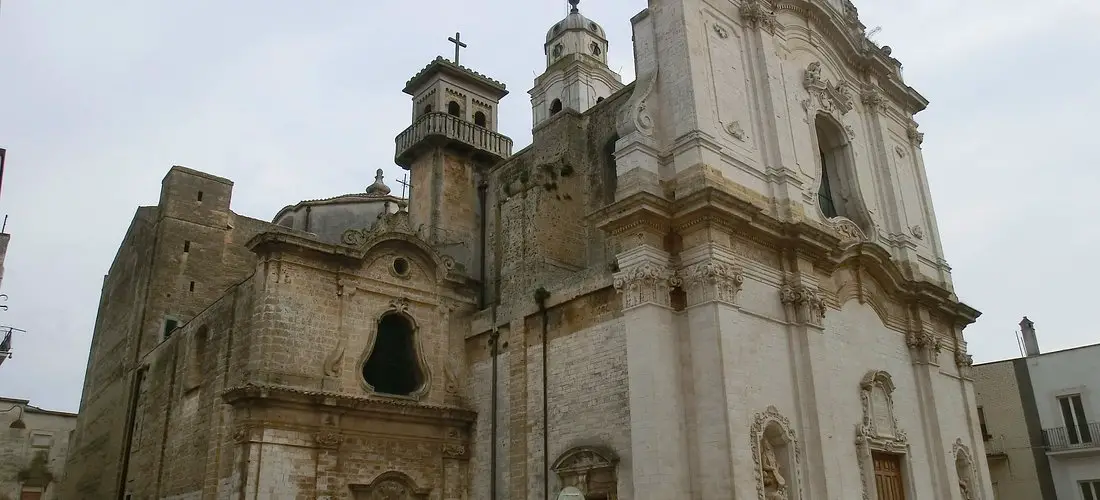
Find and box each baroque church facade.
[60,0,992,499]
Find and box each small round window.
[392,257,410,277]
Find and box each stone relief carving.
[713,23,729,39]
[351,471,430,500]
[894,145,907,158]
[860,88,887,112]
[830,216,866,246]
[740,0,779,33]
[552,446,619,500]
[906,121,925,147]
[342,210,417,247]
[751,406,801,500]
[389,297,411,312]
[802,62,853,115]
[780,282,827,327]
[314,431,343,449]
[613,261,676,309]
[618,66,658,137]
[442,443,468,459]
[677,260,745,307]
[232,425,251,444]
[909,225,924,240]
[954,438,980,500]
[856,370,910,500]
[726,120,748,141]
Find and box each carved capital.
[804,62,853,115]
[780,282,826,327]
[955,349,974,378]
[678,260,745,307]
[860,89,887,112]
[907,121,925,147]
[315,431,343,449]
[614,261,676,309]
[740,0,778,33]
[907,329,942,365]
[232,425,252,444]
[442,443,468,460]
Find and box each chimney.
[1020,316,1040,356]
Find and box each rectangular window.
[189,281,195,292]
[164,318,179,340]
[183,240,190,253]
[1058,394,1092,444]
[977,406,991,440]
[197,191,204,202]
[1081,480,1100,500]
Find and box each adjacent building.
[0,397,78,500]
[973,317,1100,500]
[61,0,991,498]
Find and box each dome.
[545,1,606,45]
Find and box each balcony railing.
[1042,422,1100,452]
[395,112,513,167]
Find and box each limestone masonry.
[61,0,992,499]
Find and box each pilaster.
[905,304,952,499]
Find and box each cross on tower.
[397,174,413,199]
[448,32,468,64]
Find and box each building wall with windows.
[0,398,78,500]
[1025,343,1100,500]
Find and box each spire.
[366,168,392,196]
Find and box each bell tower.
[395,38,512,276]
[530,0,623,127]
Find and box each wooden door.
[872,452,906,500]
[20,490,42,500]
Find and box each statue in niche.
[761,439,788,500]
[958,477,973,500]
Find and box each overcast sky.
[0,0,1097,412]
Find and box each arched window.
[447,101,461,117]
[550,99,563,115]
[363,313,423,396]
[422,104,433,115]
[474,111,488,128]
[815,114,850,219]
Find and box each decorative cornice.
[781,281,826,327]
[802,62,854,115]
[403,56,508,97]
[221,383,477,424]
[740,0,779,33]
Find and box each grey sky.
[0,0,1096,412]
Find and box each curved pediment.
[342,211,455,282]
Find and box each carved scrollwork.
[726,120,747,141]
[910,225,924,240]
[907,329,942,365]
[232,425,251,444]
[803,62,853,115]
[442,443,468,459]
[907,121,925,147]
[780,282,826,327]
[618,66,658,138]
[613,261,676,309]
[713,23,730,39]
[341,211,417,248]
[830,216,866,245]
[678,260,745,307]
[389,297,411,312]
[856,370,910,500]
[740,0,778,33]
[350,471,430,500]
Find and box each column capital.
[780,280,826,328]
[614,251,676,310]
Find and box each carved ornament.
[907,121,925,147]
[909,225,924,240]
[342,210,417,247]
[726,120,748,141]
[232,425,251,444]
[803,62,853,115]
[907,329,942,365]
[713,23,730,39]
[314,431,342,448]
[953,438,979,500]
[618,66,658,137]
[740,0,779,33]
[442,443,468,459]
[830,216,866,246]
[552,446,619,498]
[780,282,826,327]
[860,89,887,112]
[677,260,745,307]
[856,370,909,500]
[351,471,431,500]
[751,406,802,500]
[613,261,676,309]
[389,297,411,312]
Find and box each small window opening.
[164,318,179,340]
[474,111,488,128]
[189,281,196,292]
[550,99,563,115]
[196,191,203,202]
[186,326,209,390]
[977,406,991,440]
[183,240,191,253]
[423,104,433,115]
[815,115,846,219]
[447,101,461,117]
[392,257,410,276]
[590,42,602,56]
[363,314,424,396]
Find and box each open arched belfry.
[59,0,991,499]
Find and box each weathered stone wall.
[61,166,272,500]
[0,400,77,500]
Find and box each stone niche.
[552,446,620,500]
[751,406,801,500]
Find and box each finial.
[366,168,392,196]
[569,0,580,13]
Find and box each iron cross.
[448,32,468,64]
[397,174,413,199]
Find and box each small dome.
[545,1,606,44]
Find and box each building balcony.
[1042,422,1100,456]
[983,436,1009,461]
[394,112,513,168]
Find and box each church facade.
[60,0,992,499]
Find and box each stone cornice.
[222,383,477,425]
